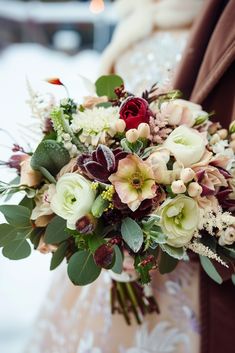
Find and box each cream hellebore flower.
[164,125,206,167]
[50,173,96,229]
[109,154,156,212]
[31,184,56,227]
[71,106,120,146]
[158,195,199,247]
[159,99,208,127]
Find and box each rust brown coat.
[174,1,235,353]
[174,0,235,127]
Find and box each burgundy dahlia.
[119,97,151,130]
[77,144,127,183]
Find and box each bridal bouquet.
[1,75,235,324]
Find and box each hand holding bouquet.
[1,75,235,324]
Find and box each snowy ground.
[0,44,100,353]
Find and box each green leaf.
[67,250,101,286]
[159,250,178,274]
[44,216,70,244]
[30,139,70,176]
[95,75,124,99]
[50,242,68,270]
[200,255,223,284]
[149,227,167,244]
[134,255,151,284]
[19,196,34,210]
[0,224,18,247]
[232,274,235,286]
[88,234,105,253]
[0,205,31,227]
[121,217,144,253]
[160,244,185,260]
[2,236,31,260]
[111,245,123,274]
[29,228,44,249]
[221,245,235,259]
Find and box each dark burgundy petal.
[216,188,233,201]
[201,184,216,196]
[95,145,115,172]
[85,161,110,182]
[217,167,231,179]
[91,150,98,162]
[196,170,205,182]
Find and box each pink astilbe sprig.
[149,115,172,144]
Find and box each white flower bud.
[137,123,150,139]
[188,182,202,197]
[217,129,228,140]
[171,180,186,194]
[231,133,235,141]
[64,142,73,150]
[210,133,220,145]
[62,133,71,141]
[180,168,195,183]
[115,119,126,133]
[230,140,235,152]
[218,226,235,246]
[126,129,139,143]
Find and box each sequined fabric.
[115,30,188,94]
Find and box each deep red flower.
[119,97,151,130]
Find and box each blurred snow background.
[0,2,104,350]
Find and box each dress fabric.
[26,29,201,353]
[26,263,200,353]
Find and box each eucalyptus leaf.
[159,250,178,274]
[50,242,68,270]
[200,255,223,284]
[44,216,70,244]
[88,234,105,253]
[2,236,31,260]
[111,245,123,274]
[67,250,101,286]
[0,224,18,247]
[95,75,124,99]
[121,217,143,253]
[30,139,70,176]
[29,228,44,249]
[0,205,31,227]
[160,244,185,260]
[19,196,34,210]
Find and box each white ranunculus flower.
[158,195,199,247]
[164,125,206,167]
[50,173,96,229]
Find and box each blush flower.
[109,155,156,211]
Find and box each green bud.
[229,121,235,134]
[91,195,109,218]
[193,114,209,126]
